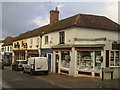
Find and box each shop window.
[95,51,101,70]
[45,36,48,44]
[61,51,70,68]
[59,31,65,44]
[77,51,93,70]
[110,51,120,66]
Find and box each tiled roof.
[13,13,120,41]
[2,36,13,46]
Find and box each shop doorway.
[55,54,59,73]
[47,53,52,72]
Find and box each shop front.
[3,52,12,65]
[52,43,120,79]
[75,48,103,77]
[13,50,25,62]
[52,46,72,74]
[41,48,53,72]
[27,50,39,58]
[52,45,104,77]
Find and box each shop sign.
[112,44,120,50]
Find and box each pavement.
[36,72,120,88]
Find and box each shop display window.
[77,51,102,71]
[110,51,120,66]
[77,51,93,70]
[61,51,70,68]
[95,51,101,70]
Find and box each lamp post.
[39,32,44,57]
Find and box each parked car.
[23,57,48,75]
[0,60,4,69]
[12,60,27,71]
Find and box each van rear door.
[35,57,48,71]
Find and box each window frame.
[7,46,9,52]
[59,31,65,44]
[109,50,120,67]
[45,36,48,44]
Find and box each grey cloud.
[2,2,50,38]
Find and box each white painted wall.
[42,27,118,49]
[75,27,118,41]
[27,36,40,50]
[42,28,75,48]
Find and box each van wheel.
[30,70,35,75]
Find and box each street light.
[39,32,44,57]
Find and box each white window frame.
[109,50,120,67]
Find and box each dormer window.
[59,31,65,44]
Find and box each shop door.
[55,54,59,73]
[47,53,52,72]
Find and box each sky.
[1,0,120,39]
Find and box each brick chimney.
[50,7,59,24]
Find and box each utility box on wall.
[102,68,113,80]
[113,67,120,79]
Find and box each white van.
[23,57,48,75]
